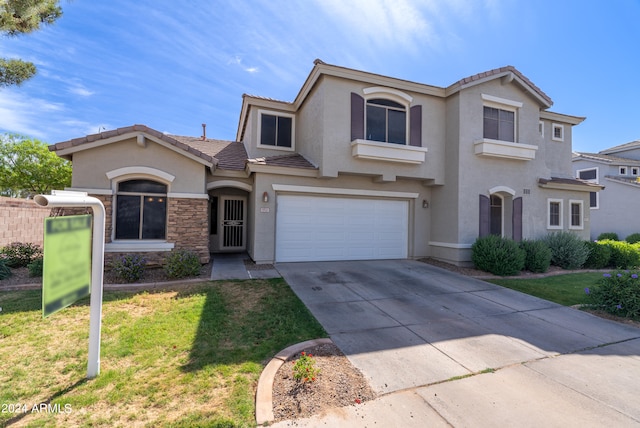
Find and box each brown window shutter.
[409,105,422,147]
[479,194,490,237]
[512,197,523,242]
[351,93,364,141]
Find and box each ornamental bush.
[164,249,201,279]
[599,239,640,269]
[625,233,640,244]
[520,239,551,273]
[112,254,146,283]
[597,232,619,241]
[0,242,42,268]
[471,235,525,276]
[541,232,589,270]
[27,257,43,277]
[584,241,612,269]
[0,258,11,280]
[587,271,640,319]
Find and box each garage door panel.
[276,195,408,262]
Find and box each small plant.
[112,254,146,283]
[0,258,11,280]
[597,232,619,241]
[292,351,320,383]
[0,242,42,268]
[27,257,44,277]
[164,249,201,279]
[584,241,611,269]
[587,271,640,319]
[541,232,589,270]
[626,233,640,244]
[471,235,525,276]
[520,239,552,273]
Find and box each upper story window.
[552,123,564,142]
[620,166,627,175]
[115,179,167,240]
[481,94,522,144]
[366,98,406,144]
[258,110,294,150]
[577,168,598,209]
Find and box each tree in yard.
[0,133,71,198]
[0,0,63,87]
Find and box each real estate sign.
[42,214,92,318]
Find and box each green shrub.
[112,254,146,283]
[599,239,640,269]
[27,257,43,277]
[541,232,589,270]
[471,235,525,276]
[584,241,612,269]
[520,239,552,273]
[164,249,201,279]
[0,242,42,268]
[597,232,619,241]
[587,271,640,319]
[0,258,11,280]
[626,233,640,244]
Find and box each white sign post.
[35,190,105,379]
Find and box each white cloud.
[68,85,95,97]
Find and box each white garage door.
[276,195,409,262]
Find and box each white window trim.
[257,109,295,152]
[619,166,628,175]
[576,167,599,210]
[632,167,639,176]
[363,89,411,145]
[552,123,564,142]
[569,199,584,230]
[481,94,521,144]
[547,198,563,229]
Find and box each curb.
[255,337,333,426]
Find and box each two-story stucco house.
[573,141,640,240]
[50,60,598,267]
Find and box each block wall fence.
[0,197,49,248]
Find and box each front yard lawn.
[487,272,602,306]
[0,278,326,427]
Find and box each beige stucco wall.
[247,172,431,264]
[71,137,207,194]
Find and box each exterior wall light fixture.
[263,192,269,203]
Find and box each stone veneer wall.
[0,197,50,248]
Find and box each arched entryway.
[479,186,522,241]
[207,181,252,253]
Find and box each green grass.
[487,272,602,306]
[0,278,326,427]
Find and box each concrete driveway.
[275,259,640,427]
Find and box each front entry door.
[220,196,246,251]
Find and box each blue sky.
[0,0,638,153]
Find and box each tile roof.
[599,140,640,154]
[50,124,215,165]
[448,65,553,107]
[170,135,247,170]
[604,175,640,186]
[538,177,602,188]
[247,154,316,169]
[573,151,640,166]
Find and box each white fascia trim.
[272,184,419,199]
[167,192,209,199]
[207,180,253,192]
[106,166,175,183]
[363,86,413,103]
[481,93,523,108]
[429,241,473,249]
[65,187,113,195]
[489,186,516,196]
[105,241,175,252]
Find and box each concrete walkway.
[272,259,640,427]
[210,253,280,280]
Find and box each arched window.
[115,179,167,240]
[366,98,407,144]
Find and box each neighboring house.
[573,141,640,240]
[50,60,599,267]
